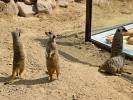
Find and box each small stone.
[24,0,33,5]
[58,0,68,8]
[2,0,10,3]
[48,0,56,9]
[37,0,53,14]
[0,0,19,16]
[74,0,83,3]
[75,45,82,49]
[74,34,78,38]
[17,2,36,17]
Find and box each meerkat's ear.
[45,32,49,36]
[49,32,52,35]
[117,28,120,32]
[121,26,127,32]
[53,35,56,39]
[16,28,21,37]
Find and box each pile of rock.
[0,0,79,17]
[0,0,18,16]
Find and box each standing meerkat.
[45,32,60,81]
[4,29,25,85]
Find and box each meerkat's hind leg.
[10,68,17,81]
[55,68,60,80]
[49,74,53,81]
[15,68,20,79]
[19,66,24,79]
[49,68,55,81]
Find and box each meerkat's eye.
[49,32,52,35]
[45,32,49,36]
[120,26,127,32]
[53,35,56,39]
[117,28,120,32]
[123,28,127,32]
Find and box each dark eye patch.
[19,32,21,37]
[120,26,127,32]
[53,35,56,39]
[49,32,52,35]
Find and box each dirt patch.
[0,1,133,100]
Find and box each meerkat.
[111,26,127,58]
[45,32,60,81]
[99,53,131,75]
[4,29,25,85]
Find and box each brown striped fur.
[99,54,125,75]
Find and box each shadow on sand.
[34,38,91,65]
[0,76,52,85]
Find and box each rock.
[37,0,53,14]
[24,0,33,5]
[37,3,48,13]
[0,1,6,12]
[69,0,74,3]
[2,0,10,3]
[0,0,19,16]
[74,33,79,38]
[120,10,132,14]
[58,0,68,8]
[7,0,19,15]
[24,0,37,5]
[48,0,56,9]
[74,0,83,3]
[30,0,37,4]
[75,45,82,49]
[17,2,36,17]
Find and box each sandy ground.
[0,1,133,100]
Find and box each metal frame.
[85,0,92,42]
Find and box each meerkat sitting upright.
[98,53,131,75]
[45,32,60,81]
[99,54,126,75]
[99,26,132,75]
[4,29,25,85]
[111,26,127,57]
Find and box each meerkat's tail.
[121,68,132,75]
[124,71,132,75]
[4,81,13,85]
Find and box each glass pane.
[91,0,133,58]
[92,0,133,34]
